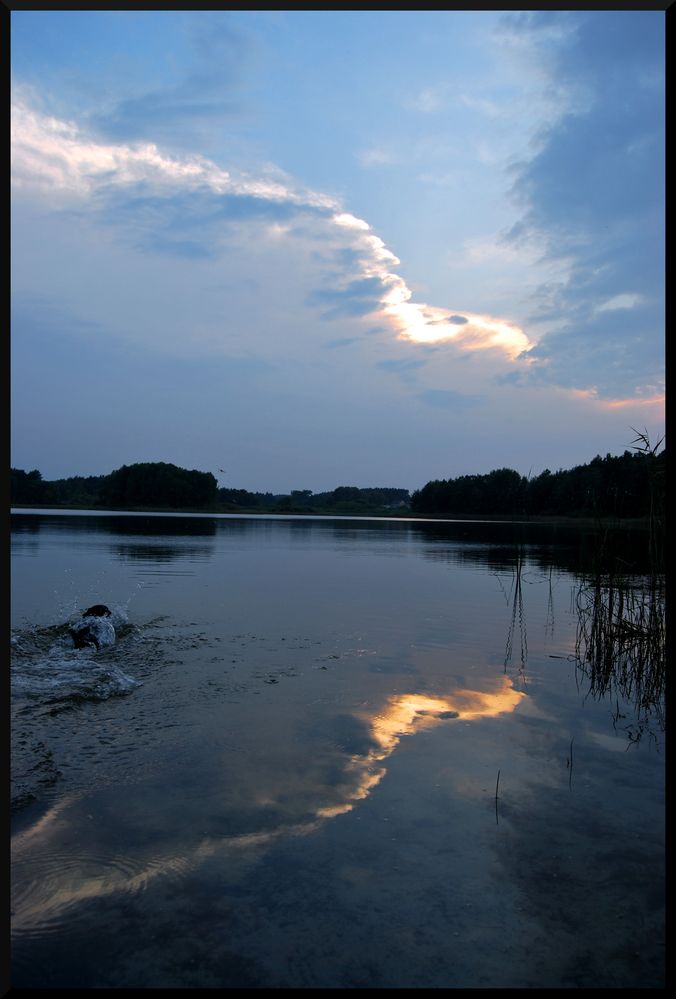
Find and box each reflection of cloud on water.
[12,677,524,935]
[318,679,525,818]
[12,804,323,936]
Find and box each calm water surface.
[10,511,665,988]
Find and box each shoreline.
[10,504,655,529]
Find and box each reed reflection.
[574,570,665,744]
[491,530,666,745]
[500,547,528,677]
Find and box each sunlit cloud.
[393,306,533,358]
[11,98,338,211]
[12,97,533,368]
[328,207,534,356]
[603,393,665,411]
[499,381,665,417]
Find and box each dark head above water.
[81,604,112,618]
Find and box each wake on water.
[11,604,141,706]
[11,603,144,812]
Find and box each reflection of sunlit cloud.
[372,681,525,753]
[12,813,323,936]
[318,678,525,818]
[11,793,83,850]
[12,678,524,933]
[316,767,387,819]
[370,693,460,754]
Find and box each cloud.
[404,86,445,114]
[417,389,479,410]
[12,96,534,367]
[458,93,502,118]
[503,11,664,399]
[10,16,665,490]
[93,187,321,260]
[376,359,427,385]
[596,294,642,314]
[307,276,389,320]
[357,147,398,168]
[10,99,338,213]
[325,338,360,350]
[88,17,249,153]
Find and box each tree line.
[217,485,410,514]
[410,449,665,519]
[10,447,665,519]
[10,463,218,511]
[10,464,410,515]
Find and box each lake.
[10,510,665,988]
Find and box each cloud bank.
[12,97,532,368]
[503,11,664,403]
[10,11,664,488]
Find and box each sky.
[10,10,665,493]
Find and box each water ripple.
[12,845,193,940]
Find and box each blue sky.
[11,10,665,492]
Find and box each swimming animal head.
[81,604,112,618]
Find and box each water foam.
[12,654,141,703]
[11,607,140,706]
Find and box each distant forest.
[410,449,665,519]
[10,448,665,519]
[9,463,410,516]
